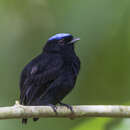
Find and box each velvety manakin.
[19,33,80,123]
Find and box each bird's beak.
[69,37,80,44]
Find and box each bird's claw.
[48,104,58,115]
[59,102,74,119]
[59,102,74,113]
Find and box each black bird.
[20,33,80,124]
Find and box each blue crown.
[48,33,71,41]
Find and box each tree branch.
[0,101,130,120]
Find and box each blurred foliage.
[72,118,113,130]
[0,0,130,129]
[72,118,130,130]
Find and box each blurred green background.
[0,0,130,130]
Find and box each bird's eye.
[58,39,65,45]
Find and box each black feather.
[19,33,80,123]
[22,118,28,124]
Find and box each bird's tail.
[22,118,28,124]
[33,118,39,122]
[22,118,39,124]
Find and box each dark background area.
[0,0,130,130]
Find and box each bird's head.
[43,33,80,52]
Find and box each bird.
[19,33,80,124]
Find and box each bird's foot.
[59,102,74,112]
[48,104,58,115]
[59,102,74,119]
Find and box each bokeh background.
[0,0,130,130]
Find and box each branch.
[0,101,130,120]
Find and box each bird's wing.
[19,54,42,104]
[20,54,63,105]
[72,56,80,76]
[31,75,74,105]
